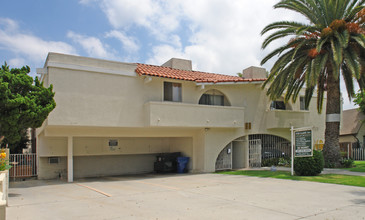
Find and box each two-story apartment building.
[36,53,326,182]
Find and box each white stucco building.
[36,53,326,182]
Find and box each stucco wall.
[38,157,67,179]
[73,155,156,178]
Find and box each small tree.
[354,89,365,113]
[0,63,56,152]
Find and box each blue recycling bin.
[177,157,189,173]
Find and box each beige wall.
[38,157,67,179]
[73,155,156,178]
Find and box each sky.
[0,0,359,110]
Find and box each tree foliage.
[0,63,56,151]
[261,0,365,167]
[354,89,365,113]
[261,0,365,112]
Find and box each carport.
[70,137,193,180]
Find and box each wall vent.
[109,140,118,147]
[49,157,60,164]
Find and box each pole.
[291,126,294,176]
[347,143,350,160]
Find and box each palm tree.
[261,0,365,167]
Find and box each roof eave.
[195,80,265,86]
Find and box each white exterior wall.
[37,53,326,180]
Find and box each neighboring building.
[36,53,326,182]
[340,108,365,150]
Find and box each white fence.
[0,171,8,219]
[352,148,365,161]
[9,153,37,179]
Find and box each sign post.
[291,126,313,176]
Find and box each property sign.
[294,130,313,157]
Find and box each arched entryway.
[248,134,291,167]
[215,137,246,171]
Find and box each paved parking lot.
[7,173,365,220]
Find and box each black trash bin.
[154,152,181,173]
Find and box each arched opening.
[199,89,231,106]
[215,137,246,171]
[249,134,291,167]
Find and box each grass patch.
[343,161,365,172]
[218,170,365,187]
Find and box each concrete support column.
[244,135,249,168]
[67,136,73,183]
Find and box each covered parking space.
[37,126,200,182]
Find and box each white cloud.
[105,30,140,53]
[67,31,116,60]
[100,0,158,29]
[0,18,76,63]
[146,45,185,66]
[8,57,26,67]
[143,0,293,74]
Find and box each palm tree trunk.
[323,69,341,167]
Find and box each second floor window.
[199,89,229,106]
[164,82,182,102]
[270,101,286,110]
[300,96,309,110]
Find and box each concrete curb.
[238,166,365,176]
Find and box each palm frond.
[352,34,365,48]
[341,64,355,99]
[262,28,300,49]
[261,21,313,35]
[275,0,323,25]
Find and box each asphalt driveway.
[7,173,365,220]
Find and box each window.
[164,82,182,102]
[300,97,309,110]
[199,89,229,106]
[270,101,286,110]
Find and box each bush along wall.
[294,150,324,176]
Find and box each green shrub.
[294,150,324,176]
[261,158,279,167]
[278,157,291,167]
[340,158,354,168]
[340,151,348,158]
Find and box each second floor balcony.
[266,109,310,129]
[145,101,245,128]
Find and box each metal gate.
[249,139,262,168]
[215,143,232,170]
[9,153,37,179]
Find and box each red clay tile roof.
[136,63,266,83]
